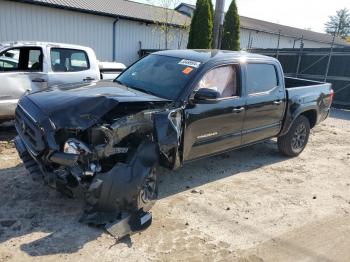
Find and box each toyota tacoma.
[14,50,333,233]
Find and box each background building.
[176,3,350,50]
[1,0,349,66]
[0,0,189,65]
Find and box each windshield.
[115,54,200,100]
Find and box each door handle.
[232,107,245,113]
[83,77,95,81]
[273,100,282,105]
[32,78,46,83]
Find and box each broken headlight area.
[42,110,161,223]
[63,138,91,155]
[154,108,183,169]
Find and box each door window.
[0,49,19,71]
[28,49,43,71]
[51,48,89,72]
[0,47,43,72]
[246,64,278,94]
[195,65,239,98]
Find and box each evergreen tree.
[325,8,350,39]
[187,0,213,49]
[221,0,240,51]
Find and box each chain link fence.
[247,35,350,109]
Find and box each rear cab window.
[246,63,278,94]
[50,48,90,72]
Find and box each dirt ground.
[0,109,349,262]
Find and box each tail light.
[329,88,334,104]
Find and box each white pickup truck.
[0,41,125,121]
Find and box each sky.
[139,0,350,33]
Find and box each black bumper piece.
[14,136,43,181]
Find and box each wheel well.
[300,110,317,128]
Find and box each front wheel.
[136,165,158,212]
[278,115,310,157]
[81,163,158,225]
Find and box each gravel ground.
[0,109,349,262]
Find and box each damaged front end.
[15,98,183,238]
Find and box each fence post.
[276,30,281,59]
[295,35,304,77]
[324,34,335,82]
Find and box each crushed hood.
[25,80,170,129]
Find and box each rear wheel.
[278,115,310,157]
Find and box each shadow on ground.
[0,135,287,256]
[0,126,16,142]
[330,108,350,121]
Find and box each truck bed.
[285,77,327,89]
[285,77,332,99]
[281,77,332,136]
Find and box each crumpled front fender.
[153,109,183,169]
[80,141,158,225]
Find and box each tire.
[278,115,310,157]
[82,164,158,225]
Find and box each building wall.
[240,28,333,49]
[114,19,188,65]
[0,1,188,65]
[0,1,114,61]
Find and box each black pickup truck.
[14,50,333,230]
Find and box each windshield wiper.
[114,80,161,98]
[114,80,137,91]
[127,86,159,97]
[114,79,124,85]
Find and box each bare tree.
[148,0,183,49]
[325,8,350,39]
[177,21,190,49]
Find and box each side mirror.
[194,88,220,101]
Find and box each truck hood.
[25,80,171,130]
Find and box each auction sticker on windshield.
[178,59,201,68]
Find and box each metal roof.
[239,16,349,46]
[11,0,190,26]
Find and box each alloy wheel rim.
[291,123,307,151]
[138,167,157,210]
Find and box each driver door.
[183,64,246,161]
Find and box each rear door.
[0,46,46,119]
[241,63,286,144]
[48,47,99,85]
[183,64,246,161]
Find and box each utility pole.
[213,0,225,49]
[324,25,339,82]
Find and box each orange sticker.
[182,67,193,75]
